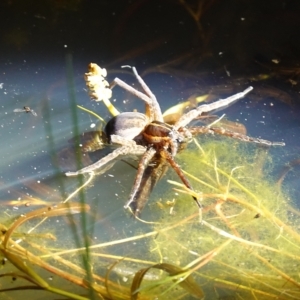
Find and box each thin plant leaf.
[3,203,90,248]
[77,105,106,123]
[131,263,204,299]
[0,286,43,292]
[105,259,125,299]
[2,250,50,288]
[1,249,90,300]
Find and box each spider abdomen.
[105,112,149,142]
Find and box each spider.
[66,64,285,216]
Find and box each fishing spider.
[66,64,285,216]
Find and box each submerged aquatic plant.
[1,135,299,299]
[150,138,300,299]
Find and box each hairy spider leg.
[109,77,155,120]
[125,147,202,216]
[109,66,164,123]
[65,135,146,176]
[124,147,157,210]
[188,126,285,146]
[175,86,253,129]
[162,149,202,208]
[128,157,169,215]
[130,67,164,122]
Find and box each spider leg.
[128,157,169,216]
[174,86,253,129]
[162,149,202,209]
[130,67,164,123]
[124,147,157,211]
[109,77,153,106]
[109,77,154,121]
[189,126,285,146]
[65,135,146,176]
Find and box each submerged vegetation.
[0,131,299,299]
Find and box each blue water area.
[0,60,299,241]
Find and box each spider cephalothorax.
[66,64,285,216]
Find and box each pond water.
[0,59,298,217]
[1,57,300,299]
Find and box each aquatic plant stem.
[41,211,201,258]
[214,200,240,236]
[201,220,300,261]
[66,54,96,299]
[77,105,106,123]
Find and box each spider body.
[143,121,174,141]
[66,64,285,216]
[141,121,186,157]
